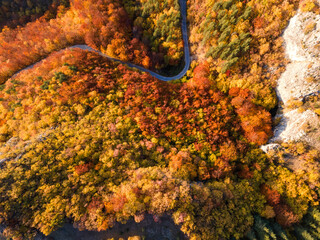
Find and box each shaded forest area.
[0,0,70,29]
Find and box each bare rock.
[272,109,319,142]
[260,144,282,154]
[277,11,320,105]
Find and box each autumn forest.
[0,0,320,240]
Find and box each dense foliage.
[0,0,70,30]
[0,0,319,240]
[123,0,184,70]
[188,0,300,109]
[244,207,320,240]
[0,49,318,240]
[0,0,183,84]
[203,0,252,72]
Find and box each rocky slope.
[263,9,320,151]
[277,11,320,105]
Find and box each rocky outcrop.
[277,11,320,106]
[260,143,282,154]
[277,61,320,105]
[271,109,319,142]
[263,10,320,151]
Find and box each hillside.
[0,0,320,240]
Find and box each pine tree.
[301,207,320,239]
[309,228,320,239]
[294,226,314,240]
[246,230,258,240]
[253,215,273,240]
[309,207,320,224]
[272,222,289,240]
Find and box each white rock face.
[276,61,320,104]
[272,10,320,144]
[277,11,320,105]
[283,13,320,62]
[272,109,318,142]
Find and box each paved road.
[14,0,190,82]
[2,1,190,167]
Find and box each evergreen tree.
[294,226,314,240]
[246,230,258,240]
[253,215,275,240]
[272,222,289,240]
[309,207,320,224]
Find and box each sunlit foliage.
[0,0,319,239]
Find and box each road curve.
[14,0,190,82]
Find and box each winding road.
[2,0,190,166]
[14,0,190,82]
